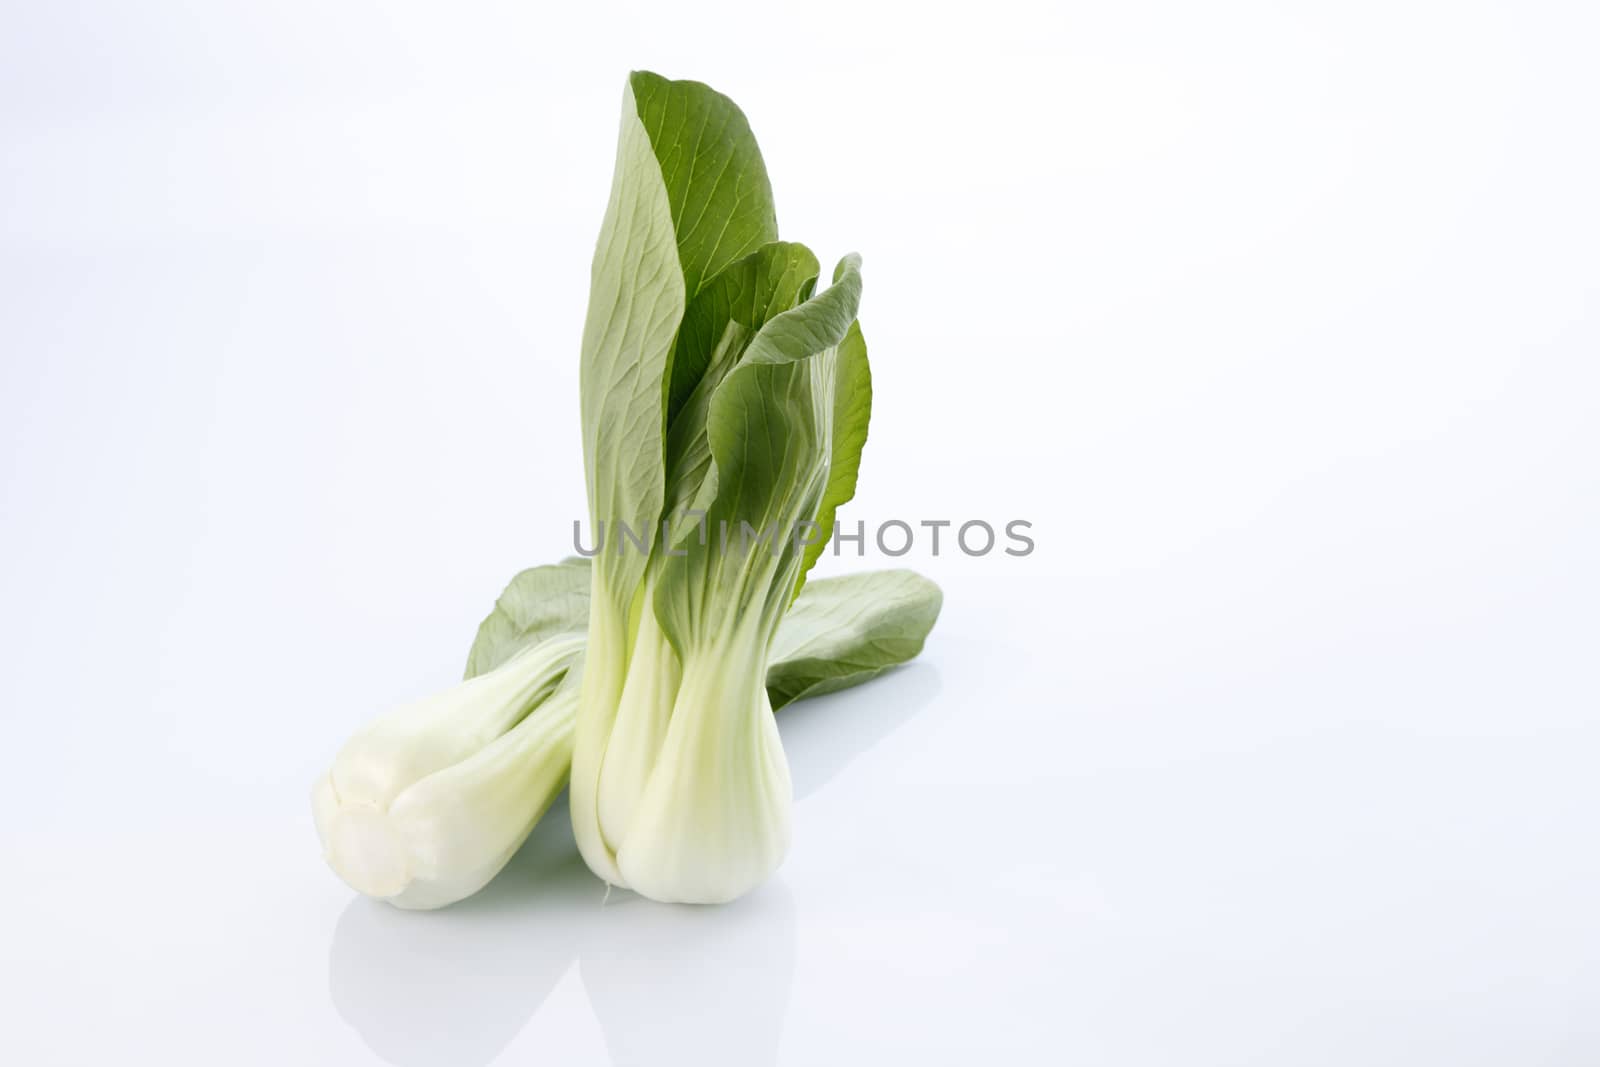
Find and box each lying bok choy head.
[313,637,583,910]
[313,561,940,909]
[571,72,874,903]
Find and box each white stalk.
[615,619,793,904]
[569,588,633,886]
[595,576,682,855]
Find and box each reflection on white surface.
[328,666,940,1066]
[327,813,592,1067]
[582,884,795,1067]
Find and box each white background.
[3,1,1597,1063]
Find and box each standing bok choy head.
[571,72,873,903]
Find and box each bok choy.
[572,73,872,902]
[311,70,938,914]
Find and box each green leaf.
[662,242,822,524]
[628,71,779,301]
[667,241,820,426]
[463,558,591,679]
[798,318,871,591]
[766,569,944,709]
[739,253,862,370]
[466,558,941,708]
[578,77,684,608]
[653,256,864,655]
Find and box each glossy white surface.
[3,2,1598,1064]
